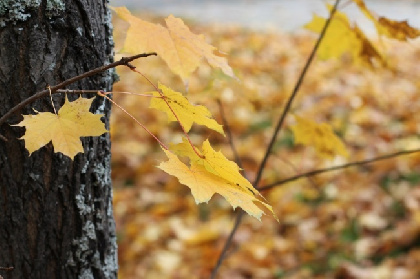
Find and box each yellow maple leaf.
[112,7,236,82]
[291,116,348,159]
[150,83,225,135]
[14,96,107,159]
[305,12,361,61]
[159,148,276,221]
[305,5,383,65]
[353,0,420,41]
[170,138,254,192]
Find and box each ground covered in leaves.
[111,14,420,279]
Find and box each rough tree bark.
[0,1,117,278]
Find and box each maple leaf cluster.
[108,1,420,278]
[14,0,420,226]
[14,6,274,221]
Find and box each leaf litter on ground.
[111,10,420,279]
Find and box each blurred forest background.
[109,1,420,278]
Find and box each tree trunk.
[0,1,117,278]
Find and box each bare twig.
[0,265,14,279]
[212,211,245,278]
[0,52,157,140]
[0,266,13,279]
[217,99,244,171]
[57,89,157,98]
[56,89,99,94]
[260,148,420,191]
[253,1,341,189]
[210,0,342,277]
[0,267,13,271]
[209,100,251,277]
[275,153,319,190]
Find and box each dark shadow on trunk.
[0,1,117,278]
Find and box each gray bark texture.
[0,1,117,278]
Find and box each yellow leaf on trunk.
[14,96,107,159]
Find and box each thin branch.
[211,0,341,277]
[260,148,420,191]
[253,0,341,189]
[275,153,319,190]
[0,267,13,271]
[0,53,157,135]
[57,89,158,98]
[210,99,249,279]
[217,99,244,171]
[210,211,245,279]
[56,89,99,94]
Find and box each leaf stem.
[210,0,341,277]
[104,91,158,97]
[97,91,169,150]
[129,67,205,159]
[56,89,99,94]
[47,85,57,114]
[129,67,160,92]
[212,210,245,278]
